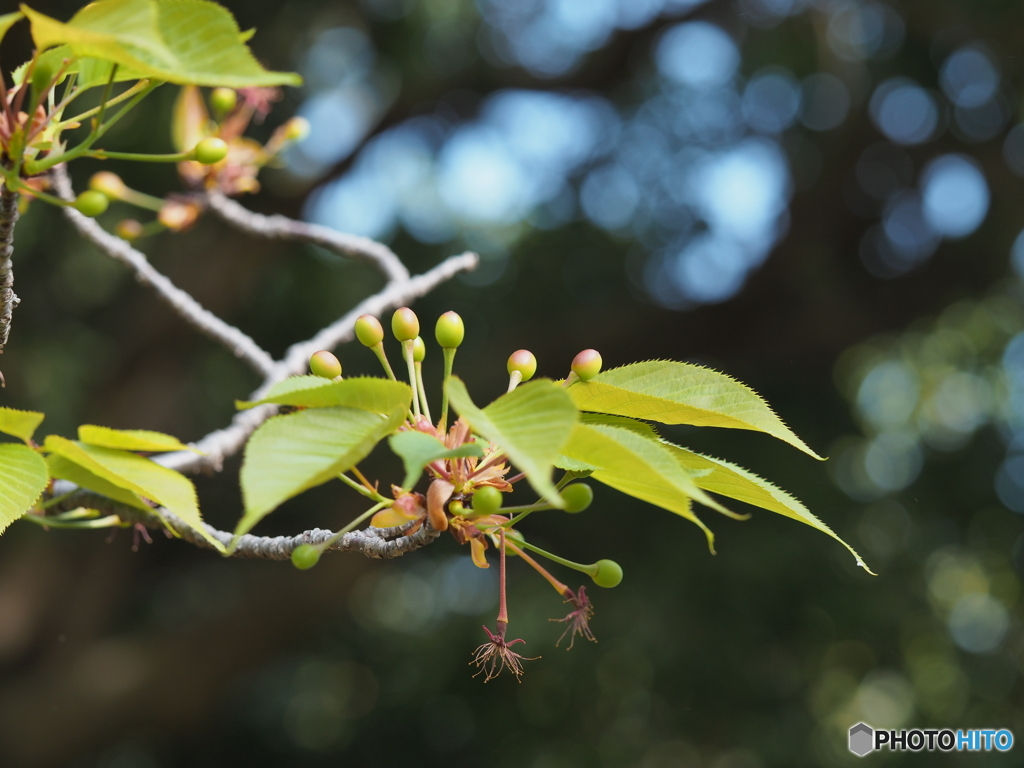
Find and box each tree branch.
[0,182,21,384]
[206,190,410,284]
[51,165,277,377]
[49,485,442,560]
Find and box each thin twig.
[52,165,276,377]
[0,183,20,386]
[206,190,410,284]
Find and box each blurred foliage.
[2,0,1024,766]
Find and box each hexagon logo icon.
[849,723,874,757]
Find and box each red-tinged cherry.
[507,350,537,381]
[309,350,342,379]
[560,483,593,513]
[392,307,420,341]
[291,544,321,570]
[435,311,465,349]
[194,137,228,165]
[472,485,503,515]
[115,219,144,241]
[355,314,384,347]
[413,336,426,362]
[74,190,108,217]
[89,171,126,199]
[591,559,623,588]
[571,349,602,381]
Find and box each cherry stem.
[415,360,432,423]
[403,340,421,419]
[497,527,509,627]
[507,370,522,393]
[371,342,397,381]
[439,347,456,431]
[506,541,571,596]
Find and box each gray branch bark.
[207,190,410,284]
[0,183,20,383]
[50,486,441,560]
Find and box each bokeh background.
[1,0,1024,765]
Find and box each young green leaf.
[664,443,874,573]
[78,425,196,453]
[566,361,823,459]
[46,454,151,512]
[0,406,45,444]
[237,405,406,538]
[43,436,222,551]
[0,12,24,47]
[388,430,485,490]
[0,443,48,535]
[23,0,302,88]
[446,377,577,507]
[558,422,739,551]
[237,376,412,413]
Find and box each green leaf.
[567,361,823,459]
[46,454,151,512]
[22,0,302,88]
[0,12,24,47]
[78,425,196,453]
[237,405,406,538]
[558,422,738,551]
[445,377,577,507]
[43,435,222,551]
[237,376,412,413]
[388,430,484,490]
[0,443,48,535]
[664,443,873,573]
[0,406,45,443]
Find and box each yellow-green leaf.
[567,360,823,459]
[0,12,24,47]
[237,376,412,414]
[559,422,740,551]
[446,377,577,507]
[0,406,45,444]
[22,0,302,88]
[0,443,48,535]
[388,430,484,490]
[237,405,406,538]
[664,443,873,573]
[78,425,195,453]
[46,453,151,512]
[43,435,222,551]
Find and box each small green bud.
[560,483,593,513]
[472,485,503,515]
[571,349,602,381]
[591,559,623,588]
[89,171,126,199]
[507,350,537,381]
[283,116,310,142]
[74,190,108,217]
[210,87,237,115]
[392,307,420,341]
[309,350,342,379]
[194,137,228,165]
[412,336,426,362]
[355,314,384,347]
[115,219,144,241]
[434,311,465,348]
[291,544,321,570]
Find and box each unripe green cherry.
[355,314,384,347]
[210,87,237,115]
[472,485,503,515]
[291,544,321,570]
[591,559,623,588]
[283,116,310,142]
[571,349,603,381]
[194,137,228,165]
[392,307,420,341]
[507,350,537,381]
[309,350,342,379]
[89,171,126,199]
[412,336,426,362]
[74,190,108,217]
[115,219,144,241]
[435,311,465,348]
[560,483,593,513]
